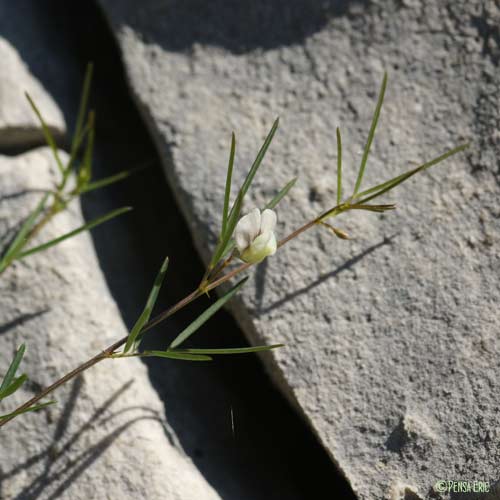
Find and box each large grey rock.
[1,3,348,497]
[0,148,220,500]
[97,1,500,498]
[0,37,65,149]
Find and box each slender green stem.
[1,162,442,424]
[0,197,67,276]
[0,214,324,428]
[0,289,201,428]
[201,252,235,288]
[142,288,202,334]
[0,349,109,428]
[211,254,235,279]
[25,204,59,242]
[21,196,71,245]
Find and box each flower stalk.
[0,216,317,428]
[0,148,468,428]
[0,71,470,428]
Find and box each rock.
[0,148,220,500]
[97,0,500,498]
[0,37,65,149]
[1,3,349,496]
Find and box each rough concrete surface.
[0,37,65,149]
[1,2,359,498]
[0,149,220,500]
[97,0,500,498]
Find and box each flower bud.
[234,208,277,264]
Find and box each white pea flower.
[234,208,277,264]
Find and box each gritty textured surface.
[98,0,500,498]
[0,37,65,149]
[0,149,220,500]
[1,2,355,497]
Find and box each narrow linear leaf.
[170,277,248,349]
[211,119,279,270]
[63,119,92,179]
[0,193,50,267]
[226,118,279,226]
[356,143,469,204]
[25,93,65,174]
[78,110,95,186]
[124,256,169,352]
[265,177,297,210]
[0,374,28,400]
[174,344,284,355]
[71,62,94,157]
[220,239,236,261]
[209,191,243,269]
[354,168,416,201]
[336,127,342,205]
[353,72,387,196]
[319,147,468,225]
[80,164,148,194]
[349,203,396,213]
[221,133,236,237]
[239,117,279,200]
[0,344,26,394]
[143,351,212,361]
[0,400,56,420]
[18,207,132,259]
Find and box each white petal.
[265,231,277,256]
[235,230,249,254]
[260,209,277,234]
[252,231,272,251]
[247,207,262,238]
[240,231,277,264]
[234,208,261,252]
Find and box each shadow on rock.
[258,235,396,314]
[101,0,371,54]
[0,378,161,500]
[0,310,50,337]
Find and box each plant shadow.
[0,309,50,337]
[0,378,163,500]
[0,2,357,498]
[257,234,396,314]
[0,190,52,257]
